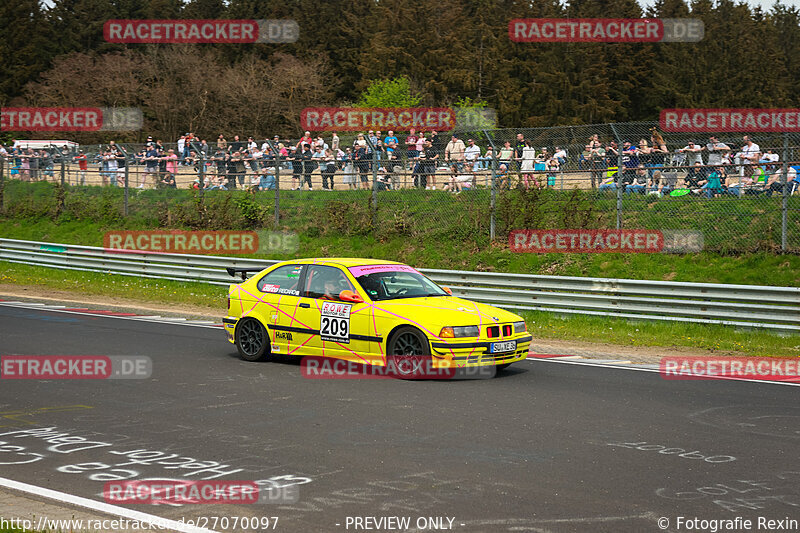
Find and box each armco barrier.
[1,238,798,333]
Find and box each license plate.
[490,341,516,353]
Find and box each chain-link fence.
[1,121,798,252]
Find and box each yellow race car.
[223,259,531,377]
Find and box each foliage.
[356,77,422,108]
[2,0,799,139]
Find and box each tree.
[0,0,55,103]
[356,77,422,107]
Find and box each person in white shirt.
[740,136,760,164]
[519,140,537,189]
[176,135,186,160]
[678,141,703,166]
[553,147,567,166]
[704,136,730,167]
[464,139,481,171]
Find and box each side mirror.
[442,286,453,295]
[339,290,364,303]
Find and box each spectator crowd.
[1,129,797,198]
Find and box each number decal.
[320,302,351,344]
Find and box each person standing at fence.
[422,139,438,190]
[678,141,703,168]
[519,140,536,189]
[103,149,119,187]
[164,149,178,186]
[301,143,315,190]
[354,139,370,190]
[297,131,313,150]
[464,138,480,172]
[445,134,465,171]
[704,135,729,168]
[321,148,336,190]
[405,128,418,168]
[142,143,159,188]
[224,151,237,189]
[341,147,356,190]
[287,146,300,190]
[177,135,186,163]
[585,134,604,189]
[514,133,526,172]
[29,150,41,181]
[73,150,87,185]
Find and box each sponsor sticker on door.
[320,302,351,344]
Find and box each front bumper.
[429,335,533,367]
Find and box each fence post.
[266,140,281,226]
[364,135,379,228]
[60,155,65,187]
[610,123,623,229]
[0,155,5,214]
[483,129,497,241]
[782,133,789,251]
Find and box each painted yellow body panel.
[224,259,531,368]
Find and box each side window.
[303,266,355,301]
[257,265,302,295]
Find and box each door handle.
[299,303,310,308]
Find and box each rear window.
[257,264,302,295]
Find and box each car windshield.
[350,266,448,301]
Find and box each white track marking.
[0,302,222,329]
[527,356,800,387]
[0,476,220,533]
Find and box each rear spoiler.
[226,267,267,281]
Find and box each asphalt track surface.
[0,301,798,533]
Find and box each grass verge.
[2,261,798,358]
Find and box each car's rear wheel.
[235,318,271,362]
[387,326,430,379]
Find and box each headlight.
[513,321,527,333]
[439,326,480,338]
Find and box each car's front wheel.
[387,326,431,379]
[235,318,271,362]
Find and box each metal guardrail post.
[782,133,789,252]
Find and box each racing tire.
[235,318,272,362]
[387,326,431,379]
